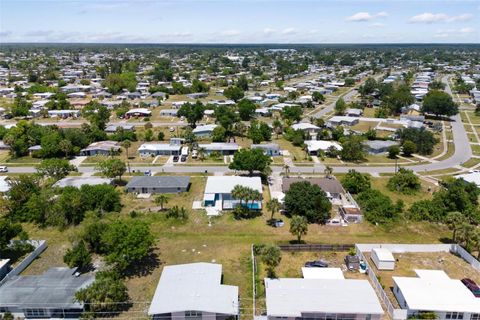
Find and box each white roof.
[53,177,112,188]
[291,123,320,131]
[0,176,10,193]
[302,267,345,279]
[372,248,395,262]
[204,176,262,194]
[393,269,480,313]
[148,263,238,315]
[138,143,182,152]
[126,108,151,115]
[193,124,218,133]
[456,172,480,186]
[305,140,342,152]
[265,278,384,317]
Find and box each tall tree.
[266,198,281,220]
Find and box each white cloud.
[263,27,276,35]
[434,33,450,38]
[221,29,241,36]
[409,13,473,23]
[370,22,385,28]
[281,27,297,35]
[0,30,12,38]
[346,11,389,22]
[460,27,475,33]
[346,12,374,22]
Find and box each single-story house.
[203,176,262,210]
[282,177,346,202]
[186,92,208,99]
[27,145,42,156]
[125,176,190,194]
[80,141,121,156]
[264,277,384,320]
[393,270,480,320]
[192,124,218,137]
[159,109,178,117]
[198,143,239,155]
[255,108,271,117]
[138,143,182,156]
[125,108,152,117]
[346,108,363,117]
[251,143,281,156]
[371,248,395,271]
[364,140,399,155]
[291,122,321,134]
[148,263,239,320]
[105,124,135,133]
[327,116,359,128]
[304,140,342,156]
[53,177,113,188]
[0,267,95,319]
[150,91,166,99]
[48,110,80,118]
[0,259,9,281]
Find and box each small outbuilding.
[371,248,395,270]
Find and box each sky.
[0,0,479,44]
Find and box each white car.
[0,166,8,173]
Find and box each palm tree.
[155,194,169,211]
[445,212,467,243]
[324,166,333,179]
[231,185,247,207]
[471,228,480,259]
[121,140,132,159]
[266,198,281,220]
[457,222,475,250]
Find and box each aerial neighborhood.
[0,41,479,320]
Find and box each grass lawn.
[369,176,436,207]
[4,156,42,165]
[20,173,454,318]
[461,157,480,168]
[273,138,308,162]
[350,121,378,132]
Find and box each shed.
[371,248,395,270]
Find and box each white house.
[393,269,480,320]
[291,122,321,134]
[138,143,182,156]
[198,143,238,155]
[203,176,262,210]
[265,277,384,320]
[193,124,218,137]
[148,263,239,320]
[125,108,152,117]
[304,140,342,156]
[371,248,395,270]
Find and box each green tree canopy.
[421,90,458,117]
[341,170,371,194]
[228,148,272,175]
[284,181,332,224]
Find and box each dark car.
[3,114,13,120]
[173,155,179,162]
[345,255,360,271]
[181,155,187,162]
[304,260,329,268]
[462,278,480,297]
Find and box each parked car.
[304,260,329,268]
[180,155,187,162]
[191,150,198,159]
[461,278,480,297]
[267,219,284,228]
[173,155,179,162]
[169,127,175,132]
[345,255,360,271]
[0,166,8,173]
